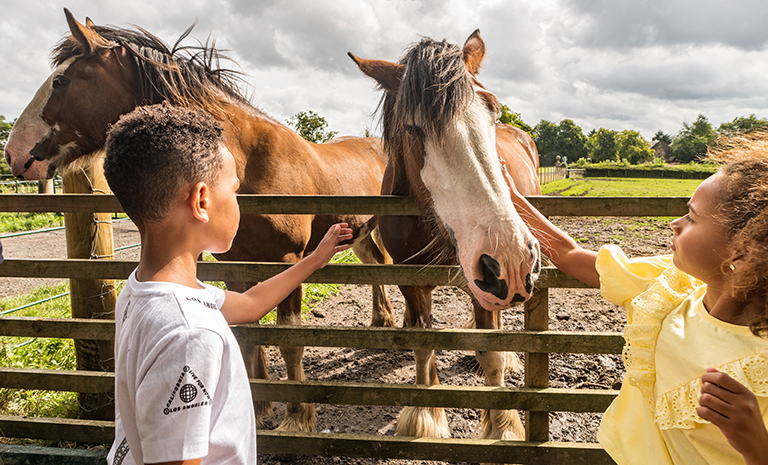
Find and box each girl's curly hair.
[708,129,768,337]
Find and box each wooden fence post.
[37,179,53,194]
[524,287,549,441]
[61,153,117,421]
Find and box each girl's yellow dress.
[595,245,768,465]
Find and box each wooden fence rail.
[0,194,690,463]
[0,193,689,217]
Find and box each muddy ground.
[0,216,672,464]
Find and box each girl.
[502,133,768,465]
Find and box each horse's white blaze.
[420,96,537,309]
[5,57,76,179]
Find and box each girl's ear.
[189,182,210,223]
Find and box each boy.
[103,103,352,465]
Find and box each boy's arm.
[219,223,353,324]
[697,368,768,465]
[503,164,600,288]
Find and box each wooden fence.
[0,194,690,464]
[538,166,567,185]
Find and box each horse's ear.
[64,8,108,54]
[348,52,404,92]
[462,29,485,76]
[85,17,96,28]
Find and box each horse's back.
[309,136,386,195]
[496,124,541,196]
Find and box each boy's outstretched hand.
[698,368,768,465]
[310,223,354,268]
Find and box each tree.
[499,104,533,136]
[586,128,618,162]
[671,114,716,163]
[652,130,672,144]
[533,119,588,166]
[616,130,653,164]
[556,119,588,165]
[718,114,768,134]
[533,120,560,166]
[286,110,338,143]
[0,116,14,175]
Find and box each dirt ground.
[0,215,673,464]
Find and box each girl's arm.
[504,164,600,288]
[698,368,768,465]
[219,223,353,324]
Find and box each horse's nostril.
[474,254,508,300]
[525,273,534,294]
[480,254,501,278]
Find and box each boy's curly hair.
[709,129,768,337]
[104,102,224,223]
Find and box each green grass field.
[542,177,702,197]
[0,213,64,234]
[0,283,78,436]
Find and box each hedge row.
[582,166,715,179]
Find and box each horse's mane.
[51,23,251,119]
[379,37,474,266]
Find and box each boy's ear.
[189,182,210,223]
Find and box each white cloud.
[2,0,768,142]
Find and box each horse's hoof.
[254,400,273,428]
[371,315,395,327]
[274,402,316,433]
[395,406,451,438]
[481,409,524,440]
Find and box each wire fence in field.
[0,176,62,194]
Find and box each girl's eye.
[685,214,693,222]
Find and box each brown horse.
[350,30,541,440]
[5,9,394,432]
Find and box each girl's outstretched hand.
[310,223,353,269]
[697,368,768,465]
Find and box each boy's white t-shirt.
[107,270,257,465]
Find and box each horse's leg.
[226,281,273,426]
[473,303,524,440]
[274,286,315,432]
[351,226,394,327]
[394,285,450,438]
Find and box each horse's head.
[5,9,140,179]
[6,9,243,181]
[350,30,540,311]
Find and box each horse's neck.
[214,98,306,172]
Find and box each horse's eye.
[52,75,70,89]
[404,125,422,138]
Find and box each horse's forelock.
[380,38,474,166]
[396,38,473,138]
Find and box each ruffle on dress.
[621,266,699,427]
[654,351,768,429]
[622,266,768,429]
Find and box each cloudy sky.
[2,0,768,141]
